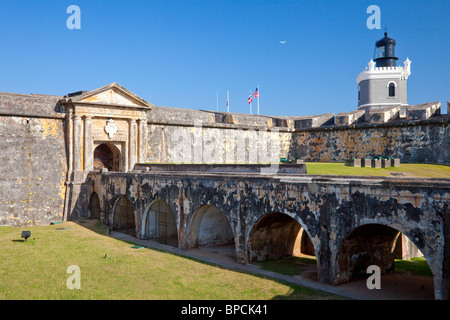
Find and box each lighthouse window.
[388,83,396,97]
[377,46,385,58]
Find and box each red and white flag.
[248,94,253,104]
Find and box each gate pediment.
[64,82,153,109]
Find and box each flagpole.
[257,85,260,115]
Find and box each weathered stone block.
[294,113,335,129]
[336,110,365,126]
[381,159,390,168]
[365,106,400,123]
[390,158,400,167]
[406,102,441,120]
[345,159,361,167]
[371,159,381,168]
[361,159,372,167]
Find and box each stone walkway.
[109,231,435,300]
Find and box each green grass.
[394,257,433,277]
[255,255,317,276]
[0,221,341,300]
[305,162,450,178]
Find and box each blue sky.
[0,0,449,116]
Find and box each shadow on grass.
[254,255,317,277]
[73,219,344,300]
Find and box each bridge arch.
[110,195,136,236]
[185,204,234,249]
[88,192,101,219]
[334,222,437,298]
[141,199,178,247]
[247,211,317,262]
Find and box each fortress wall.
[145,104,449,166]
[290,118,449,164]
[0,93,67,226]
[145,123,292,164]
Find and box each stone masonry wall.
[290,119,449,164]
[0,93,67,226]
[145,104,449,166]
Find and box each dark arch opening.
[94,143,120,172]
[249,212,315,261]
[142,200,178,247]
[112,196,135,236]
[248,212,317,280]
[337,224,399,283]
[336,223,434,299]
[88,192,101,219]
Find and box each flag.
[248,94,253,104]
[253,88,259,99]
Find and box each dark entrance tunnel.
[88,192,101,219]
[94,143,120,172]
[112,196,136,236]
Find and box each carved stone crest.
[104,119,118,139]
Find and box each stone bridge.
[84,164,450,299]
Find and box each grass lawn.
[0,220,342,300]
[305,162,450,178]
[394,257,433,277]
[255,255,317,276]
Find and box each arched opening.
[142,200,178,247]
[337,224,398,283]
[336,224,434,299]
[94,143,120,172]
[296,227,315,256]
[388,82,396,97]
[187,204,234,248]
[248,212,317,279]
[249,212,314,261]
[112,196,135,236]
[88,192,101,219]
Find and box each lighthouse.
[356,33,411,116]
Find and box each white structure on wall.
[356,33,412,117]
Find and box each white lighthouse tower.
[356,33,411,117]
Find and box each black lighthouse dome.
[374,32,399,68]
